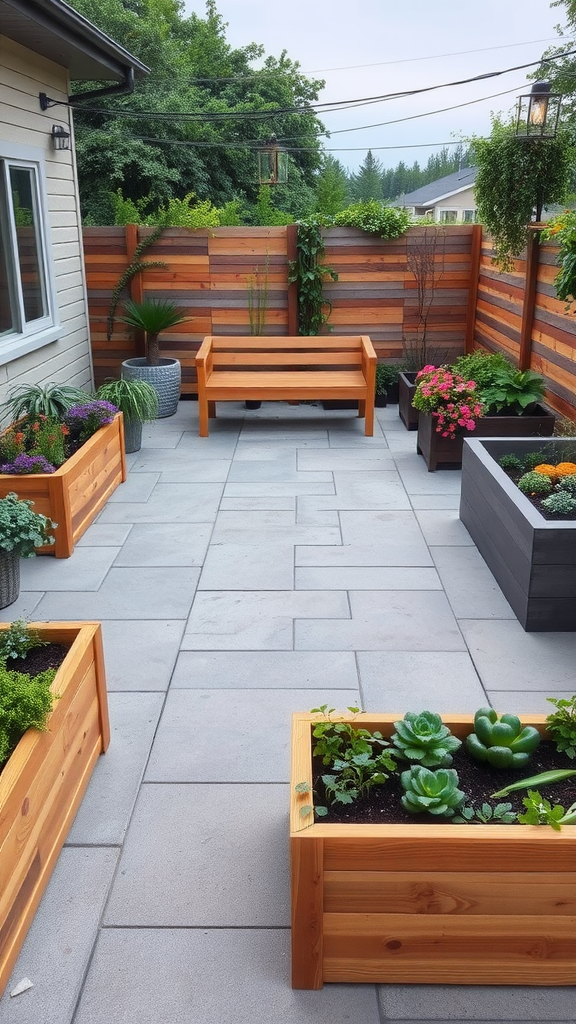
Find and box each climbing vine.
[289,218,338,335]
[106,224,166,341]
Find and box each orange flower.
[555,462,576,477]
[533,464,557,480]
[61,425,69,436]
[14,432,25,444]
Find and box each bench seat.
[195,335,377,436]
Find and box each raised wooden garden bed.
[460,437,576,630]
[398,371,418,430]
[0,413,126,557]
[290,711,576,989]
[417,406,555,471]
[0,622,109,996]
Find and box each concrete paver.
[1,399,574,1024]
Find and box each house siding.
[0,35,94,402]
[433,186,477,222]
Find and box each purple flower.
[1,453,56,474]
[66,400,118,426]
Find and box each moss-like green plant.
[0,664,57,767]
[466,707,541,769]
[0,620,47,664]
[401,765,465,818]
[517,471,553,496]
[498,453,524,472]
[390,711,462,767]
[541,491,576,515]
[557,475,576,495]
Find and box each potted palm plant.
[0,492,55,607]
[117,298,189,417]
[96,378,159,453]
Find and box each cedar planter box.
[0,414,126,557]
[290,712,576,990]
[460,437,576,630]
[0,622,110,996]
[417,406,555,472]
[398,371,418,430]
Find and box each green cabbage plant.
[391,711,461,767]
[466,708,541,769]
[401,765,465,818]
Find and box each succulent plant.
[466,708,541,769]
[517,471,553,496]
[390,711,462,767]
[401,765,465,818]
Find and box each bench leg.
[364,401,374,437]
[198,398,209,437]
[358,399,366,418]
[208,401,216,419]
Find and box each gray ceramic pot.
[121,358,181,418]
[123,418,143,454]
[0,548,20,609]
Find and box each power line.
[73,47,576,122]
[131,134,478,153]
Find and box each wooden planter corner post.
[290,712,576,989]
[0,413,126,557]
[0,622,110,996]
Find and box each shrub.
[541,491,576,515]
[412,366,483,438]
[0,663,57,767]
[334,201,410,238]
[498,453,523,472]
[451,351,512,390]
[0,492,55,556]
[481,367,545,416]
[557,475,576,495]
[517,471,553,496]
[546,695,576,759]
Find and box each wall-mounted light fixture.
[51,124,71,150]
[516,81,562,139]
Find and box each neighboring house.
[0,0,147,402]
[391,166,478,224]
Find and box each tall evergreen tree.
[314,155,349,216]
[349,150,384,201]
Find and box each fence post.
[464,224,482,354]
[286,223,298,335]
[125,223,145,358]
[519,226,540,371]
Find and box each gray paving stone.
[129,449,231,480]
[75,929,380,1024]
[327,470,410,509]
[485,690,572,714]
[107,472,159,502]
[0,591,42,621]
[296,566,442,590]
[159,461,231,482]
[415,509,475,546]
[409,494,461,509]
[430,545,516,619]
[98,483,224,523]
[460,620,576,691]
[297,510,433,567]
[0,847,118,1024]
[377,984,576,1021]
[296,498,340,526]
[32,567,200,620]
[19,546,118,591]
[297,448,394,471]
[76,523,133,546]
[358,651,487,711]
[68,691,164,844]
[199,540,295,589]
[147,686,359,782]
[113,522,212,567]
[211,510,341,546]
[138,426,184,448]
[234,444,300,462]
[104,783,289,926]
[394,454,462,494]
[220,495,296,510]
[183,589,349,650]
[100,619,184,691]
[296,590,466,651]
[229,463,332,484]
[170,650,359,689]
[225,480,335,496]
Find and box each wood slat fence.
[84,222,576,419]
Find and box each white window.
[463,209,476,223]
[0,143,59,364]
[439,209,458,224]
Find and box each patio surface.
[1,400,575,1024]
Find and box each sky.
[183,0,569,171]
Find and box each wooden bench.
[195,335,377,436]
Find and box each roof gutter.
[40,67,134,109]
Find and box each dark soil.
[8,643,69,677]
[313,742,576,825]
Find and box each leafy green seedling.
[546,695,576,759]
[517,790,576,830]
[453,802,516,825]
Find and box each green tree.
[70,0,326,223]
[349,150,384,202]
[314,156,349,216]
[472,115,574,268]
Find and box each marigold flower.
[533,464,557,480]
[555,462,576,477]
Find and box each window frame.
[438,209,459,224]
[0,141,60,365]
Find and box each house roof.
[1,0,149,81]
[391,166,478,208]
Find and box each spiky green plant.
[96,379,159,424]
[116,298,189,366]
[2,383,91,421]
[390,711,462,767]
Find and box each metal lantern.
[516,81,562,139]
[257,135,288,185]
[51,124,71,150]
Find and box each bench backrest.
[198,336,375,372]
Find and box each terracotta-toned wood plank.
[291,837,324,989]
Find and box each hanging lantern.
[516,81,562,139]
[257,135,288,185]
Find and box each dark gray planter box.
[460,438,576,631]
[418,405,555,471]
[398,371,418,430]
